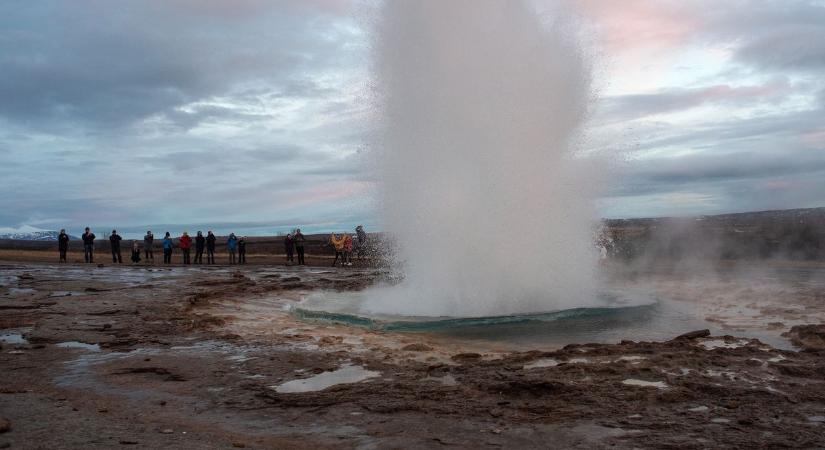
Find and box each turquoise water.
[291,303,657,332]
[290,286,795,350]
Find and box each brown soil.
[1,261,824,449]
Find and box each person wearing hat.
[82,227,96,263]
[110,230,123,264]
[58,229,69,263]
[179,231,192,265]
[227,233,238,264]
[194,231,205,264]
[162,232,174,264]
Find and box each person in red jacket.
[179,231,192,265]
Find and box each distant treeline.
[602,207,825,261]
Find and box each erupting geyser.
[366,0,600,317]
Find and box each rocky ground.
[1,262,825,449]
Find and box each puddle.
[688,406,709,412]
[7,287,36,296]
[622,379,668,389]
[567,357,590,364]
[49,291,85,298]
[808,416,825,423]
[56,341,101,352]
[524,358,560,369]
[0,332,29,345]
[421,374,458,386]
[698,339,749,350]
[617,355,647,362]
[711,418,731,424]
[272,364,380,393]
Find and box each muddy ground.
[1,261,825,449]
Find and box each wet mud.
[1,262,825,449]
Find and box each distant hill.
[603,207,825,261]
[0,227,79,241]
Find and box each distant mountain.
[0,226,79,241]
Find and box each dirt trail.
[1,262,825,449]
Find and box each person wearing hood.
[206,231,216,264]
[330,233,346,267]
[110,230,123,264]
[82,227,95,263]
[131,241,141,264]
[294,228,306,265]
[58,229,69,263]
[227,233,238,264]
[162,232,174,264]
[238,236,247,264]
[144,231,154,262]
[284,234,295,265]
[194,231,205,264]
[179,231,192,264]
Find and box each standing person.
[162,232,174,264]
[294,228,306,265]
[227,233,238,264]
[82,227,95,263]
[179,232,192,265]
[355,225,367,260]
[109,230,123,263]
[58,229,69,263]
[343,233,353,266]
[284,234,295,265]
[131,241,141,264]
[194,231,205,264]
[143,231,154,262]
[330,233,346,267]
[206,231,216,264]
[237,236,247,264]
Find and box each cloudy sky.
[1,0,823,235]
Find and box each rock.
[451,353,482,362]
[782,324,825,351]
[671,329,711,341]
[119,440,138,445]
[0,418,10,433]
[160,429,174,434]
[402,343,433,352]
[232,443,247,448]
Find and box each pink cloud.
[570,0,699,54]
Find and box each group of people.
[328,225,367,267]
[56,227,336,267]
[61,228,248,265]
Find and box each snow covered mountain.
[0,226,77,241]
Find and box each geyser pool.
[369,0,600,317]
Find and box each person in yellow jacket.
[330,233,347,267]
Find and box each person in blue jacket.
[227,233,238,264]
[162,232,174,264]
